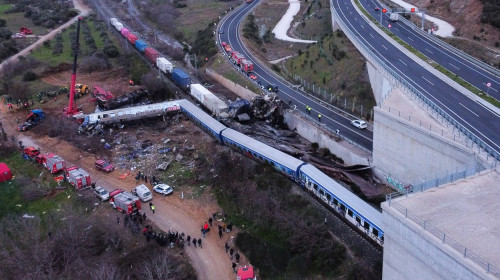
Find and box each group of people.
[143,225,187,248]
[225,242,241,273]
[135,171,158,186]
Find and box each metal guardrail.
[330,2,500,164]
[385,198,499,277]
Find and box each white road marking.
[449,63,460,70]
[370,33,374,38]
[459,103,479,117]
[421,76,434,85]
[425,48,433,54]
[381,45,388,50]
[398,59,407,66]
[408,37,414,41]
[394,27,399,31]
[483,83,498,92]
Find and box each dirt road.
[0,109,241,280]
[0,0,91,73]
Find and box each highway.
[218,1,374,151]
[361,0,500,102]
[330,0,500,155]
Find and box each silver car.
[153,184,173,196]
[351,119,368,129]
[94,186,110,201]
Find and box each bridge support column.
[366,61,393,106]
[330,7,340,32]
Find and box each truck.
[20,27,32,35]
[120,27,130,37]
[65,166,92,190]
[127,33,138,45]
[231,52,245,66]
[35,153,55,165]
[237,265,256,280]
[135,39,148,52]
[18,109,45,131]
[75,84,89,97]
[45,155,65,174]
[171,68,191,90]
[389,13,399,22]
[224,44,232,53]
[144,48,159,66]
[239,59,254,73]
[190,84,229,117]
[157,57,174,74]
[110,191,141,215]
[23,147,40,158]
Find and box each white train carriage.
[298,164,384,244]
[179,99,227,142]
[220,128,304,179]
[190,84,229,118]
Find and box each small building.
[0,163,13,182]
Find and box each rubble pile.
[97,89,150,110]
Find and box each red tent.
[0,163,13,182]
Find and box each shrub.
[271,64,281,73]
[22,71,37,81]
[103,44,119,58]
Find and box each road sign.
[388,24,392,28]
[487,82,492,88]
[411,8,415,13]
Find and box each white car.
[153,184,173,196]
[93,186,110,201]
[351,119,368,129]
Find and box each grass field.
[0,152,74,218]
[176,0,239,43]
[0,1,48,36]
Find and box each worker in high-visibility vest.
[307,106,311,114]
[318,114,322,122]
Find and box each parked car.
[351,119,368,129]
[249,74,257,81]
[95,159,115,172]
[153,183,173,196]
[94,186,110,201]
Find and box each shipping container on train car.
[190,84,228,117]
[121,27,129,37]
[157,57,173,74]
[145,48,159,66]
[171,68,191,89]
[127,33,138,45]
[135,39,148,52]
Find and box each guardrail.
[385,197,499,277]
[330,1,500,164]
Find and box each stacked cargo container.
[145,48,159,66]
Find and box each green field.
[0,2,48,36]
[0,152,74,218]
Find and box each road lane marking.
[381,45,388,50]
[421,76,434,85]
[398,59,407,66]
[408,37,414,41]
[483,83,498,92]
[394,27,400,31]
[459,103,479,117]
[370,33,374,38]
[449,63,460,70]
[425,48,433,54]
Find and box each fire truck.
[65,166,92,190]
[110,192,141,215]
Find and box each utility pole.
[194,53,198,80]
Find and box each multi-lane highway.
[361,0,500,102]
[332,0,500,155]
[218,1,374,151]
[219,0,500,157]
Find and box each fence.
[385,198,499,277]
[330,2,500,164]
[279,64,374,120]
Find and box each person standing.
[225,242,229,253]
[218,228,223,239]
[187,235,191,246]
[143,212,147,221]
[197,238,202,248]
[150,203,155,214]
[229,248,234,259]
[318,114,322,122]
[193,238,197,247]
[208,217,213,227]
[232,262,237,273]
[235,251,240,264]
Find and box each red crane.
[65,17,83,116]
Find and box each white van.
[132,184,153,202]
